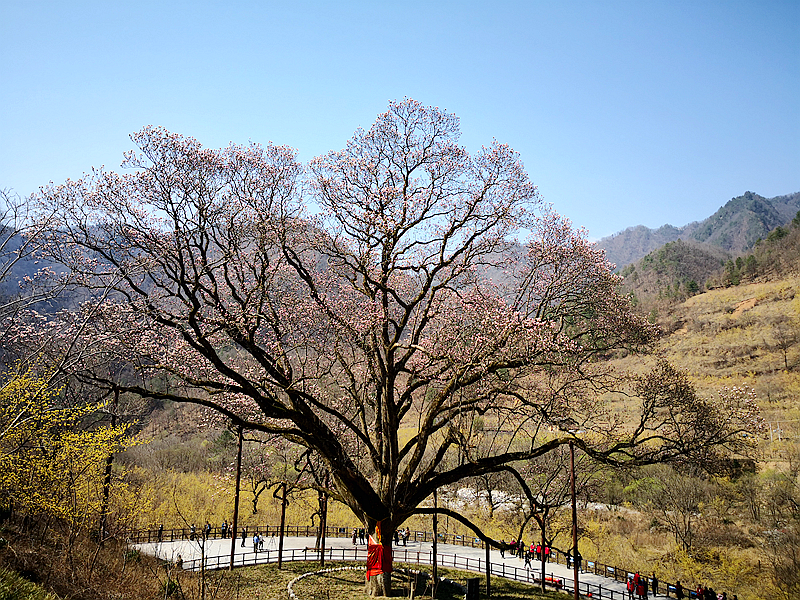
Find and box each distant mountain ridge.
[597,191,800,269]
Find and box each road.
[137,534,660,599]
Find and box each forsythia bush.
[0,367,135,529]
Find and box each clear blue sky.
[1,0,797,239]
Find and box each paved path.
[137,536,658,599]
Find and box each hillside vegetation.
[598,190,800,269]
[620,213,800,318]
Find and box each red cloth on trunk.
[367,535,393,578]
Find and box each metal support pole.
[570,440,579,600]
[320,473,328,567]
[485,540,491,597]
[278,482,287,569]
[432,488,438,598]
[229,425,243,570]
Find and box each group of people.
[351,527,367,544]
[186,522,266,552]
[499,539,552,565]
[186,520,249,542]
[685,583,736,600]
[349,526,412,546]
[251,532,266,552]
[624,574,736,600]
[187,521,216,540]
[393,528,411,545]
[626,572,654,598]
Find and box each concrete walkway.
[136,535,659,599]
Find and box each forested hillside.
[620,215,800,317]
[598,191,800,269]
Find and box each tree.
[724,259,740,286]
[744,254,758,279]
[0,191,136,540]
[0,189,66,324]
[225,433,303,516]
[0,366,134,538]
[502,444,596,593]
[642,465,711,551]
[34,100,762,595]
[762,445,800,600]
[772,316,797,371]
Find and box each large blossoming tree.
[33,100,759,595]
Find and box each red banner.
[366,535,393,578]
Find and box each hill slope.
[620,217,800,314]
[598,191,800,269]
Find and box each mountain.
[619,239,730,300]
[619,212,800,322]
[597,191,800,269]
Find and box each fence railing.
[131,525,686,598]
[177,546,670,600]
[127,525,494,548]
[181,548,574,596]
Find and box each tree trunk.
[540,525,547,593]
[98,451,113,544]
[229,425,243,570]
[365,519,393,597]
[365,570,392,597]
[98,391,118,545]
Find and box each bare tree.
[640,465,711,551]
[773,315,798,371]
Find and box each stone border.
[286,565,463,600]
[287,565,366,599]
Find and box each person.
[352,528,357,545]
[190,523,196,541]
[221,520,227,539]
[404,527,410,545]
[535,543,541,561]
[651,573,658,596]
[176,554,183,569]
[566,549,572,569]
[627,576,635,600]
[500,540,505,558]
[544,545,550,562]
[204,521,211,539]
[674,580,684,600]
[359,528,365,544]
[253,533,259,553]
[633,571,644,598]
[575,551,582,573]
[259,535,264,550]
[517,539,525,558]
[241,525,247,547]
[524,550,532,569]
[158,524,163,542]
[394,529,399,545]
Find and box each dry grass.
[196,562,564,600]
